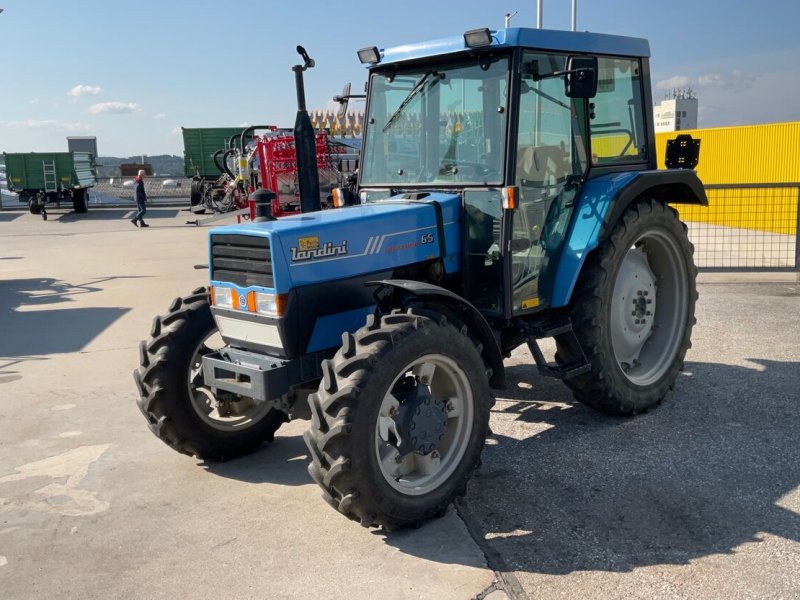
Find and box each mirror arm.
[532,67,589,82]
[333,94,367,104]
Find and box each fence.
[91,176,192,201]
[678,183,799,270]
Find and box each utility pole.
[536,0,543,28]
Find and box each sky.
[1,0,799,157]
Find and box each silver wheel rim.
[187,331,274,431]
[374,354,474,496]
[610,229,688,386]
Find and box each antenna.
[571,0,577,31]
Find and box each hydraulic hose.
[213,149,226,174]
[221,149,236,179]
[239,125,274,153]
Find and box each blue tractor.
[135,27,705,530]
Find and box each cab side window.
[589,57,647,165]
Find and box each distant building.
[120,163,153,177]
[654,89,698,132]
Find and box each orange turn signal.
[502,186,518,210]
[332,187,344,208]
[275,293,288,317]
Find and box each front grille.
[210,234,273,287]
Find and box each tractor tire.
[556,198,697,416]
[303,308,491,530]
[72,189,88,213]
[133,287,289,460]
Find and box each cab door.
[509,52,588,313]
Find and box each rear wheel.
[304,308,491,530]
[133,287,289,460]
[72,189,88,213]
[556,198,697,415]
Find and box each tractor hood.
[209,192,462,294]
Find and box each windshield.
[360,56,510,187]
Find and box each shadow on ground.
[53,208,180,222]
[201,434,312,487]
[195,354,800,576]
[451,358,800,575]
[0,276,142,356]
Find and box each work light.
[357,46,381,64]
[464,28,492,48]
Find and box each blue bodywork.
[377,27,650,67]
[210,192,461,293]
[207,26,671,356]
[549,172,639,307]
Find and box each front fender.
[549,170,706,308]
[370,279,505,389]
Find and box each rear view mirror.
[565,56,598,98]
[335,82,351,122]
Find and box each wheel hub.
[612,247,657,367]
[393,377,449,455]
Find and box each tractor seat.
[517,145,570,187]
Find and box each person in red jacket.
[131,169,149,227]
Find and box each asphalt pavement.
[0,206,797,599]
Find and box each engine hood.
[209,192,462,293]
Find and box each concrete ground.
[0,206,798,599]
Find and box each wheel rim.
[610,228,689,386]
[374,354,474,496]
[186,331,274,431]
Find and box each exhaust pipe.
[293,45,321,214]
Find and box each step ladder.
[42,160,58,193]
[525,320,592,380]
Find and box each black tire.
[303,308,492,530]
[133,287,289,460]
[190,180,204,207]
[556,198,697,415]
[72,189,88,213]
[28,196,42,215]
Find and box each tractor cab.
[356,28,653,318]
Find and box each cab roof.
[375,27,650,67]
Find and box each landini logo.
[290,235,349,262]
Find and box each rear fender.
[549,170,706,308]
[371,279,505,389]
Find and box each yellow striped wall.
[655,122,800,235]
[655,121,800,184]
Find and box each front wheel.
[556,198,697,415]
[303,308,492,530]
[133,287,288,460]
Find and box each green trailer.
[182,126,247,214]
[182,127,243,178]
[3,151,97,219]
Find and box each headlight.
[212,286,233,309]
[255,292,278,317]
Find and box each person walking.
[131,169,149,227]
